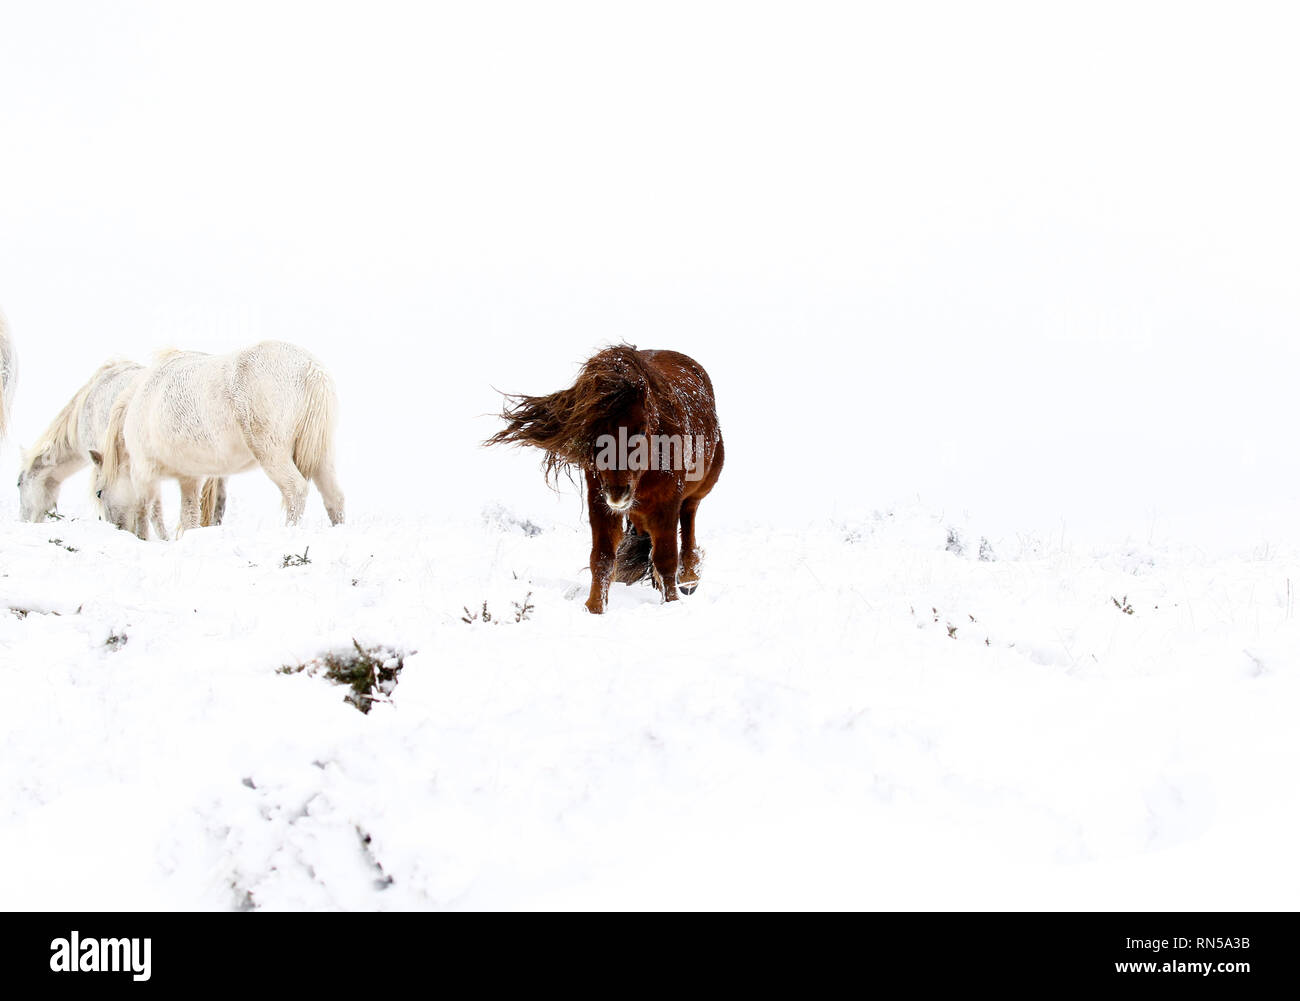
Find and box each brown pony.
[487,345,725,614]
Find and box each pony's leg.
[649,508,682,603]
[150,490,170,542]
[678,497,702,595]
[176,477,202,536]
[585,471,623,614]
[260,457,310,526]
[212,478,227,525]
[312,461,345,526]
[132,501,150,541]
[240,423,311,525]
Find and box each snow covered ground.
[2,496,1295,911]
[3,2,1299,912]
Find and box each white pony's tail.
[199,478,220,527]
[293,363,338,481]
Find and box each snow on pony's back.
[91,340,346,537]
[0,307,15,440]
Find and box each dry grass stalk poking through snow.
[279,641,409,715]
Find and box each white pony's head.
[88,448,141,534]
[17,452,61,522]
[89,397,141,534]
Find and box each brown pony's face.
[592,399,648,513]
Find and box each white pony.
[91,341,345,537]
[18,360,160,527]
[0,308,15,442]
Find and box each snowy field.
[1,494,1296,910]
[3,3,1299,911]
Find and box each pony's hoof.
[679,582,698,596]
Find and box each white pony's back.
[29,359,143,466]
[0,308,15,440]
[76,361,144,454]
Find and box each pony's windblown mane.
[99,390,132,484]
[484,344,671,482]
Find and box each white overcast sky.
[2,2,1297,544]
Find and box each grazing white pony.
[0,308,15,442]
[17,361,168,533]
[91,341,345,537]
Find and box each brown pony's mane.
[485,344,682,483]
